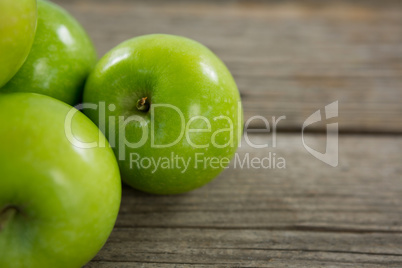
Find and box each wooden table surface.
[54,0,402,267]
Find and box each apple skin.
[0,0,37,87]
[83,34,243,195]
[0,93,121,268]
[0,0,97,106]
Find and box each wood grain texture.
[53,0,402,133]
[84,133,402,267]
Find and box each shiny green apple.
[0,93,121,268]
[0,0,37,87]
[1,0,97,105]
[83,34,243,194]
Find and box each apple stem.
[0,205,19,231]
[136,97,150,112]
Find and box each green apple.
[0,0,97,106]
[83,34,243,195]
[0,0,37,87]
[0,93,121,268]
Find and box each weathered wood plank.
[114,134,402,232]
[54,0,402,133]
[86,228,402,267]
[85,133,402,266]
